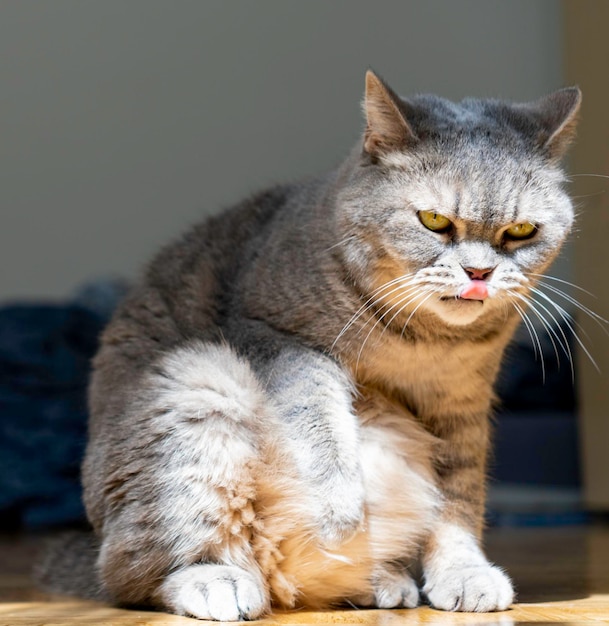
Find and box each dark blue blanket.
[0,281,125,529]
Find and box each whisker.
[325,235,356,252]
[513,291,575,383]
[400,291,437,338]
[355,286,428,366]
[530,289,601,373]
[509,296,546,383]
[529,283,609,333]
[380,286,437,338]
[354,286,434,374]
[332,274,418,350]
[525,272,597,299]
[568,173,609,180]
[510,299,540,362]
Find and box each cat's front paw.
[424,563,514,612]
[315,478,365,549]
[160,563,269,621]
[367,564,419,608]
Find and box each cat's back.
[88,184,295,413]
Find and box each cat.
[37,70,581,620]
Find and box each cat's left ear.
[522,87,582,162]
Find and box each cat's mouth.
[440,296,484,305]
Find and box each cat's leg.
[421,415,514,612]
[262,345,364,548]
[89,342,272,619]
[423,523,513,612]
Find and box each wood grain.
[1,526,608,625]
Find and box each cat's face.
[336,73,580,328]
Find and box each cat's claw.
[424,563,514,612]
[160,563,269,621]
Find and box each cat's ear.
[522,87,582,162]
[363,70,418,158]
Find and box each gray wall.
[1,0,565,300]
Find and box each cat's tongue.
[459,279,488,301]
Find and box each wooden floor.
[1,524,609,625]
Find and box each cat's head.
[336,71,581,328]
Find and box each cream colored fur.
[150,343,440,616]
[46,75,581,621]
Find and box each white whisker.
[529,288,601,373]
[568,173,609,180]
[513,291,574,383]
[525,272,597,299]
[325,235,356,252]
[400,291,437,338]
[530,282,609,332]
[509,296,546,383]
[355,286,430,370]
[331,273,418,350]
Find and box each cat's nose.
[463,266,495,281]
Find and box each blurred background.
[0,0,607,530]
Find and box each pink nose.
[463,267,495,281]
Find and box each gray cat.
[38,71,581,620]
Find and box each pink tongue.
[460,279,489,301]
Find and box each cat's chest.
[348,331,502,418]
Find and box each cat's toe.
[424,564,514,612]
[374,568,419,609]
[160,563,269,621]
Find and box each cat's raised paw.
[424,563,514,612]
[160,563,269,621]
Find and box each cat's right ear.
[363,70,418,159]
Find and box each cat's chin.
[428,297,488,326]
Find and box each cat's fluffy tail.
[33,531,109,601]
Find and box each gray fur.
[36,71,581,619]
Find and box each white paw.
[424,563,514,612]
[315,479,365,549]
[160,564,269,621]
[372,566,420,609]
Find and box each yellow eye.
[504,222,538,240]
[418,211,452,233]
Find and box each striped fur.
[37,71,580,619]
